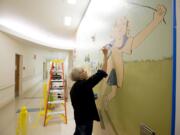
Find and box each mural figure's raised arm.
[132,5,167,49]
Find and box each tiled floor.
[0,82,76,135]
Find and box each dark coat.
[70,70,107,124]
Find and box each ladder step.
[50,90,64,93]
[51,86,64,88]
[51,86,64,89]
[50,88,64,90]
[52,75,61,77]
[48,100,65,104]
[51,88,64,90]
[51,80,64,82]
[52,71,63,73]
[47,111,65,116]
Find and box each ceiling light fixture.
[64,16,72,26]
[119,0,128,7]
[67,0,77,5]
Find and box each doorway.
[15,54,22,98]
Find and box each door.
[15,54,20,97]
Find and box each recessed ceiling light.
[64,16,72,26]
[67,0,77,5]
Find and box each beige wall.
[0,31,69,108]
[176,0,180,135]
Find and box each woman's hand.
[101,47,108,72]
[102,47,108,57]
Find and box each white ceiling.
[0,0,90,49]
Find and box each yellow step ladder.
[43,61,67,126]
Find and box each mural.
[102,4,167,105]
[75,0,172,135]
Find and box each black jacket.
[70,70,108,124]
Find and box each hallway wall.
[75,0,172,135]
[0,31,69,108]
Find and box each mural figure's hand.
[153,5,167,24]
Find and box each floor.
[0,82,76,135]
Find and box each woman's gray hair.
[70,67,83,81]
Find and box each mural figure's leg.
[98,57,113,107]
[103,48,124,108]
[103,86,118,110]
[97,78,108,109]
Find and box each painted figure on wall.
[102,4,167,105]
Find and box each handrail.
[0,84,14,91]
